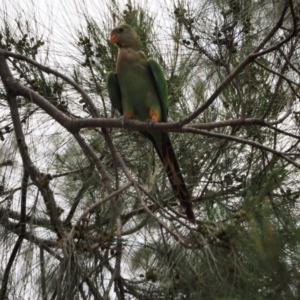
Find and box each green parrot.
[107,24,195,223]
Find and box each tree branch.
[183,127,300,169]
[0,168,28,299]
[68,182,132,239]
[179,3,290,125]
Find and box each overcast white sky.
[0,0,180,71]
[1,0,173,36]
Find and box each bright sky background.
[0,0,182,73]
[0,0,174,39]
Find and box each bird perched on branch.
[107,24,195,223]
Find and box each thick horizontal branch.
[73,117,283,132]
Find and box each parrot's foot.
[121,115,131,126]
[146,118,157,129]
[121,111,134,125]
[149,108,159,122]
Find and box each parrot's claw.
[146,118,157,129]
[121,115,130,126]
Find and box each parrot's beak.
[110,33,118,44]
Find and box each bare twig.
[183,127,300,169]
[69,182,132,239]
[278,46,300,77]
[0,54,65,238]
[0,49,99,117]
[0,160,13,168]
[63,171,97,226]
[0,169,28,299]
[40,248,47,300]
[255,60,300,88]
[179,4,289,125]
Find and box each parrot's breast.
[117,48,145,66]
[116,48,162,122]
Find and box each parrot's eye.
[119,28,124,33]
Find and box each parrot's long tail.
[142,132,196,224]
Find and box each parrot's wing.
[148,58,168,122]
[107,71,123,115]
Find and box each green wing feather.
[147,59,195,222]
[107,71,123,115]
[148,58,168,122]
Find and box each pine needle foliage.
[1,0,300,299]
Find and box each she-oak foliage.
[0,0,300,299]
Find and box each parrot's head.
[110,24,141,50]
